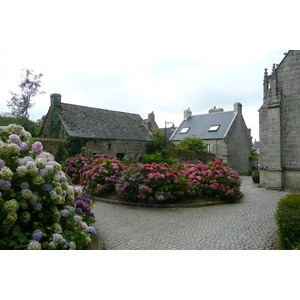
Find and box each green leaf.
[9,240,18,247]
[18,233,27,244]
[42,242,48,249]
[12,230,20,237]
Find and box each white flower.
[0,166,14,181]
[16,165,28,177]
[27,240,42,250]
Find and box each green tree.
[146,129,165,154]
[249,148,259,161]
[0,113,41,137]
[7,69,45,121]
[177,136,206,152]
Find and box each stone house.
[259,50,300,189]
[170,103,252,174]
[39,93,153,160]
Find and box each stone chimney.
[184,108,192,119]
[209,106,224,113]
[234,102,242,114]
[50,93,62,107]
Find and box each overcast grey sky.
[0,1,296,141]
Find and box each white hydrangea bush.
[0,124,95,250]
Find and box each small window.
[207,144,212,152]
[116,153,125,160]
[208,125,220,132]
[180,127,190,134]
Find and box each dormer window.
[180,127,190,134]
[209,125,220,132]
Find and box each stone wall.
[278,51,300,171]
[225,111,252,175]
[39,105,66,140]
[259,50,300,189]
[85,139,148,161]
[205,139,227,161]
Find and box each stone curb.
[86,193,243,209]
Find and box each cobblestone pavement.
[92,176,288,250]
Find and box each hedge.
[275,192,300,250]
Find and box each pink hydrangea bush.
[179,160,242,200]
[79,154,124,196]
[0,124,96,250]
[116,163,191,202]
[61,154,94,184]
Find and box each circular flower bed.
[62,155,242,205]
[0,124,96,250]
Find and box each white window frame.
[208,125,220,132]
[180,127,190,134]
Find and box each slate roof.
[58,103,152,141]
[160,126,177,139]
[170,110,236,141]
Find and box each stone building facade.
[170,103,252,174]
[143,111,159,132]
[259,50,300,189]
[39,93,152,160]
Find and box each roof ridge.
[61,102,140,116]
[191,110,235,117]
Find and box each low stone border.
[86,193,243,208]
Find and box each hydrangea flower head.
[75,186,83,195]
[0,159,5,169]
[74,215,82,223]
[32,230,43,242]
[60,209,69,217]
[0,166,13,181]
[0,179,11,191]
[27,240,41,250]
[68,241,76,250]
[31,141,43,155]
[33,202,43,211]
[20,142,29,151]
[20,181,30,189]
[8,134,21,146]
[87,226,96,234]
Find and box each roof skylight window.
[208,125,220,132]
[180,127,190,134]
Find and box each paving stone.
[91,176,288,250]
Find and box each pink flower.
[31,141,43,155]
[75,187,83,195]
[158,195,164,201]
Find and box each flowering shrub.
[74,186,96,225]
[61,154,93,184]
[179,160,242,200]
[80,154,124,196]
[0,124,96,250]
[116,161,241,203]
[116,163,191,202]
